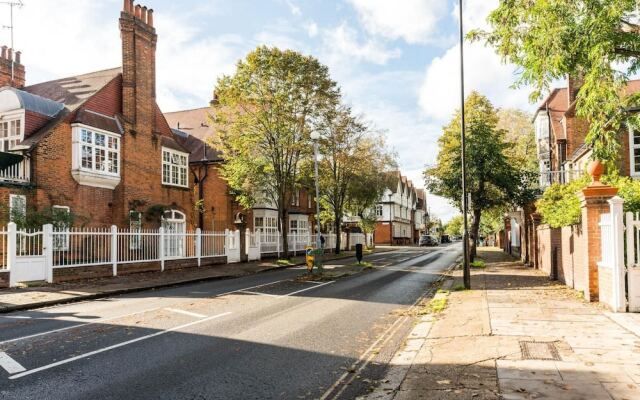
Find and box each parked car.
[440,234,451,244]
[419,235,439,247]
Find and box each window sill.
[72,169,120,189]
[161,183,190,190]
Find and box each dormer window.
[0,118,22,151]
[71,124,121,189]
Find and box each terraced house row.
[0,0,316,238]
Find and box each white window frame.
[291,188,300,206]
[0,111,24,152]
[73,125,120,177]
[9,194,25,221]
[52,205,70,251]
[629,127,640,177]
[307,193,312,209]
[129,210,142,250]
[375,204,383,217]
[162,147,189,188]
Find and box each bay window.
[630,127,640,176]
[162,147,188,188]
[72,124,121,189]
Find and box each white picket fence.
[1,222,237,287]
[598,196,640,312]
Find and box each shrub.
[535,175,590,228]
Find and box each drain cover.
[519,341,562,361]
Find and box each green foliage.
[0,204,82,231]
[471,1,640,162]
[210,46,340,254]
[535,176,590,228]
[444,215,463,237]
[470,260,486,269]
[144,204,170,223]
[479,208,506,237]
[357,208,378,235]
[603,175,640,213]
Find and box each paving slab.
[362,247,640,400]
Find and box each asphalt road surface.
[0,243,461,400]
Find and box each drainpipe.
[546,102,553,182]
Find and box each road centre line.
[0,351,26,374]
[164,308,207,319]
[9,312,232,380]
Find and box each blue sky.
[3,0,537,222]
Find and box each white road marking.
[0,316,31,319]
[0,351,26,374]
[164,308,207,319]
[9,312,232,380]
[236,290,280,298]
[0,279,287,345]
[279,281,334,297]
[0,306,164,346]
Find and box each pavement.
[0,247,392,313]
[0,244,462,399]
[362,247,640,400]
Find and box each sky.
[3,0,538,222]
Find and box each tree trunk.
[469,208,481,261]
[280,207,289,259]
[334,213,341,254]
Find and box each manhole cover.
[519,341,562,361]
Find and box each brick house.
[0,1,194,233]
[505,76,640,302]
[372,172,424,245]
[164,106,318,236]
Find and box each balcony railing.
[539,169,584,189]
[0,158,30,183]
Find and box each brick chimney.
[567,74,584,107]
[115,0,159,224]
[119,0,156,127]
[0,46,25,88]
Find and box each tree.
[211,46,340,257]
[470,1,640,163]
[425,92,526,260]
[357,208,378,248]
[316,107,395,253]
[497,109,537,173]
[444,215,463,237]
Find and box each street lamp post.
[310,131,323,272]
[459,0,471,289]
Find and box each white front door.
[162,210,186,258]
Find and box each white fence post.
[626,211,640,312]
[7,222,16,287]
[245,228,250,256]
[196,228,202,267]
[277,233,281,258]
[609,196,626,312]
[159,227,165,272]
[43,224,53,283]
[111,225,118,276]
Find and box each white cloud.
[419,0,532,121]
[347,0,448,44]
[285,0,302,16]
[305,21,319,38]
[322,23,401,65]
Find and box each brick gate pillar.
[578,165,618,302]
[530,213,542,269]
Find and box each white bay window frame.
[629,126,640,177]
[162,147,189,188]
[0,110,24,152]
[71,124,121,189]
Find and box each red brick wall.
[536,225,561,276]
[374,222,391,245]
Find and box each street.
[0,244,461,400]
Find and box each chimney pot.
[1,46,6,59]
[141,6,147,24]
[147,9,154,27]
[135,4,142,19]
[123,0,131,13]
[7,48,13,62]
[14,51,20,64]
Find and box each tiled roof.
[164,107,223,162]
[23,67,122,112]
[73,109,122,134]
